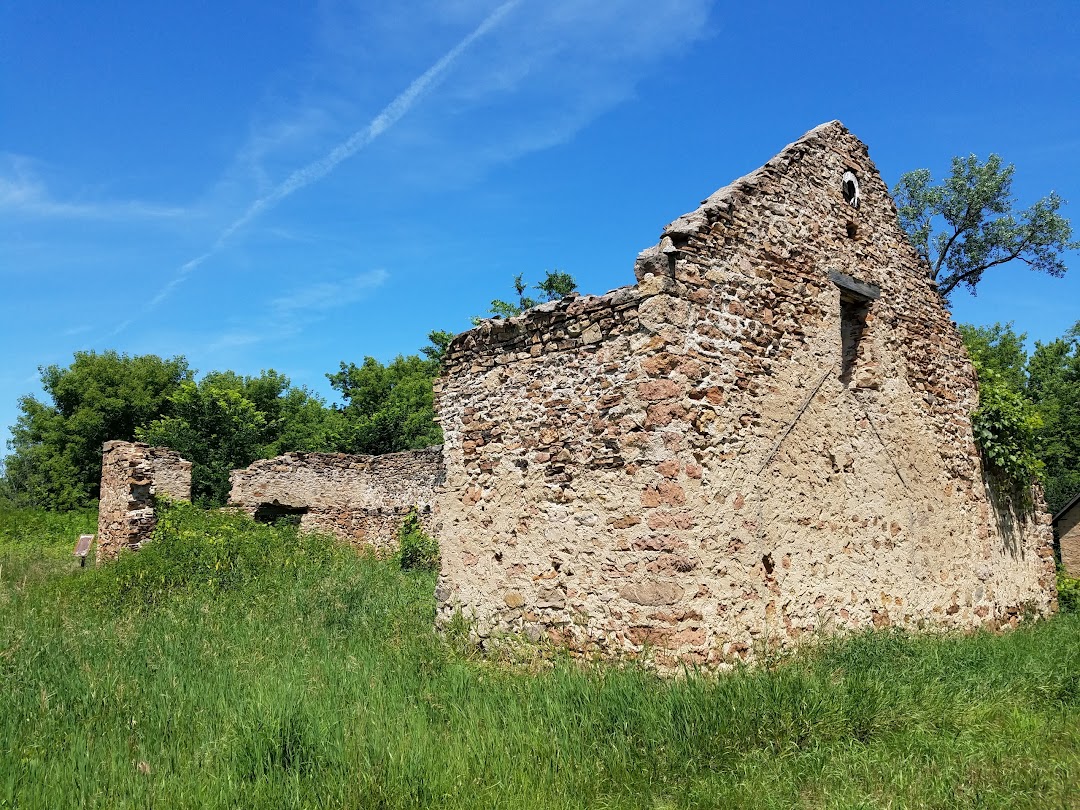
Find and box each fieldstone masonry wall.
[97,441,192,563]
[1056,498,1080,576]
[433,121,1056,665]
[227,449,444,551]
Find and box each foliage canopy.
[326,354,442,458]
[894,154,1077,299]
[137,371,341,505]
[474,270,578,323]
[959,321,1080,514]
[3,351,192,509]
[3,342,446,508]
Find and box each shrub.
[1059,567,1080,613]
[396,508,439,572]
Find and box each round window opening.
[842,171,860,208]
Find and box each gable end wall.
[433,121,1056,665]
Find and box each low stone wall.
[227,448,444,551]
[96,441,192,563]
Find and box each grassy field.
[1,501,1078,809]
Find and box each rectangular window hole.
[840,294,870,384]
[829,270,880,386]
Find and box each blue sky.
[2,0,1078,450]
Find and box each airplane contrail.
[118,0,522,335]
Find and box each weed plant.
[395,508,439,573]
[1,501,1078,809]
[1059,567,1080,613]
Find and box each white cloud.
[197,269,390,355]
[270,269,390,316]
[205,331,268,353]
[233,109,338,196]
[123,0,521,332]
[0,154,187,221]
[212,0,523,249]
[28,1,714,340]
[311,0,716,186]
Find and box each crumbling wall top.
[660,121,857,243]
[443,120,923,373]
[228,447,444,511]
[442,284,647,373]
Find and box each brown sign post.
[73,534,94,567]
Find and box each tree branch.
[932,203,973,281]
[938,244,1030,296]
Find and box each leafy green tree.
[958,322,1028,393]
[327,355,442,456]
[421,330,456,368]
[968,362,1043,498]
[959,321,1080,514]
[1026,323,1080,514]
[3,351,192,509]
[475,270,579,322]
[270,386,347,457]
[137,370,340,505]
[536,270,578,302]
[488,273,535,320]
[894,155,1077,299]
[180,370,340,457]
[138,380,265,506]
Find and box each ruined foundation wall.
[1058,502,1080,575]
[97,441,192,563]
[148,446,192,501]
[434,121,1056,666]
[228,449,444,551]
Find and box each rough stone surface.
[96,441,192,563]
[1055,497,1080,575]
[227,449,444,551]
[433,121,1057,666]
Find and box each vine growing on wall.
[969,361,1043,502]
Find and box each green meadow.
[1,501,1078,809]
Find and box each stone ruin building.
[1054,493,1080,577]
[98,121,1057,665]
[432,121,1056,664]
[97,444,442,556]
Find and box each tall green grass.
[0,504,96,595]
[1,500,1078,809]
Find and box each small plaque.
[73,534,94,558]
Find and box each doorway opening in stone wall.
[253,503,308,528]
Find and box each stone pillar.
[96,441,191,563]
